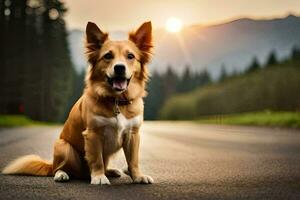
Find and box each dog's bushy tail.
[2,155,53,176]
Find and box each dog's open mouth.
[106,76,131,92]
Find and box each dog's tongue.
[113,79,127,90]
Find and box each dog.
[2,21,154,185]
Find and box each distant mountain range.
[68,14,300,79]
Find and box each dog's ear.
[85,22,108,65]
[129,21,153,64]
[86,22,108,46]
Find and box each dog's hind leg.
[52,139,84,182]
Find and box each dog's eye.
[103,52,113,60]
[127,53,135,60]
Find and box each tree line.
[144,47,300,120]
[159,47,300,120]
[144,66,211,119]
[0,0,74,122]
[220,47,300,81]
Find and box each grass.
[196,111,300,128]
[0,115,55,127]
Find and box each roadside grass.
[196,111,300,128]
[0,115,58,127]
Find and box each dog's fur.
[2,21,154,184]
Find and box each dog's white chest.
[94,113,142,132]
[93,113,142,153]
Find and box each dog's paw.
[132,175,154,184]
[54,170,69,182]
[105,168,122,177]
[91,175,111,185]
[123,168,130,176]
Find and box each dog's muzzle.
[106,75,131,92]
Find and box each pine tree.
[0,0,74,122]
[291,46,300,60]
[144,71,165,120]
[163,65,178,98]
[266,50,278,67]
[219,64,228,82]
[196,69,211,86]
[63,69,85,120]
[177,65,193,93]
[246,57,260,73]
[40,0,74,122]
[0,0,27,114]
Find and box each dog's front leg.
[82,129,110,185]
[123,127,154,184]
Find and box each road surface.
[0,122,299,200]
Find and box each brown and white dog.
[2,21,154,185]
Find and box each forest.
[160,48,300,120]
[0,0,74,122]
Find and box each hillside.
[68,14,300,78]
[160,60,300,120]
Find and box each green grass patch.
[196,111,300,128]
[0,115,56,127]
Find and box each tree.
[219,64,228,82]
[63,69,85,120]
[246,56,260,73]
[0,0,74,122]
[266,50,278,67]
[291,46,300,60]
[176,65,193,93]
[144,71,165,120]
[144,65,212,120]
[194,69,211,87]
[0,0,27,114]
[162,65,178,98]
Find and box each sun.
[165,17,183,33]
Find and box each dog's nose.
[114,64,126,75]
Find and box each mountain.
[67,14,300,78]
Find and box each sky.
[61,0,300,31]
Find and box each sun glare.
[165,17,183,33]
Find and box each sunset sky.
[62,0,300,31]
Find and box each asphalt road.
[0,122,299,200]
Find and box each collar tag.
[113,98,121,116]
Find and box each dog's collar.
[106,95,133,116]
[114,97,133,106]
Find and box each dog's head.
[85,21,152,98]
